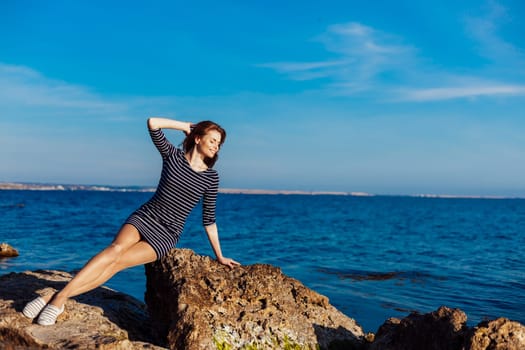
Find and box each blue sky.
[1,0,524,196]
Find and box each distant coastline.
[0,182,369,196]
[0,182,156,193]
[0,182,522,199]
[219,188,372,196]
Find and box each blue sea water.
[1,190,524,333]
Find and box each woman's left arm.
[205,223,240,268]
[147,117,192,134]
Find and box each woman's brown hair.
[183,121,226,169]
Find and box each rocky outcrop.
[369,306,468,350]
[370,306,525,350]
[145,248,366,349]
[0,270,166,349]
[0,243,19,258]
[1,250,524,350]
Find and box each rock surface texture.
[0,270,166,349]
[466,317,525,350]
[145,249,366,349]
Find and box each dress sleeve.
[149,128,176,159]
[202,171,219,227]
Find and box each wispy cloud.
[396,84,525,102]
[259,22,415,93]
[464,0,525,67]
[259,1,525,102]
[256,60,349,81]
[0,62,126,112]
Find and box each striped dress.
[125,128,219,259]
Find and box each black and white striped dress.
[125,128,219,259]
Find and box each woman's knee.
[103,243,124,263]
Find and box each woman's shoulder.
[205,168,219,179]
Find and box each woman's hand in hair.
[183,123,194,136]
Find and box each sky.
[1,0,524,196]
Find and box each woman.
[23,117,240,326]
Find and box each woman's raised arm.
[147,117,193,134]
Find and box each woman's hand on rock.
[217,256,240,269]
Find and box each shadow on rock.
[313,324,368,350]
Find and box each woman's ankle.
[41,293,54,303]
[49,292,67,308]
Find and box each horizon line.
[0,182,523,200]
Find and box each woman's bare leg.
[66,240,156,298]
[46,224,157,308]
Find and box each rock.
[466,317,525,350]
[0,243,19,258]
[369,306,469,350]
[145,248,366,350]
[0,270,166,349]
[369,306,525,350]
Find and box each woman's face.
[196,129,222,159]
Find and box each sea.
[1,189,524,333]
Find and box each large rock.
[466,317,525,350]
[145,248,366,349]
[369,306,468,350]
[0,270,166,349]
